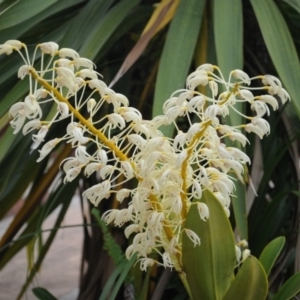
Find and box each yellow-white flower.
[3,40,290,271]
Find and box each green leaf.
[0,0,57,30]
[60,0,114,49]
[273,272,300,300]
[213,0,247,240]
[182,189,236,300]
[0,77,29,119]
[223,257,268,300]
[213,0,243,78]
[152,0,205,136]
[250,0,300,118]
[0,0,84,42]
[99,255,136,300]
[213,0,243,126]
[231,180,247,240]
[0,137,40,219]
[259,236,285,276]
[283,0,300,14]
[79,0,139,60]
[0,124,18,162]
[32,287,58,300]
[92,208,125,265]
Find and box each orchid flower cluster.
[2,40,289,271]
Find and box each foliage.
[0,0,300,299]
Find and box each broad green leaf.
[273,272,300,300]
[32,287,58,300]
[79,0,139,60]
[223,257,268,300]
[153,0,205,136]
[250,0,300,118]
[0,0,57,30]
[259,236,285,276]
[182,189,236,300]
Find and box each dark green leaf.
[32,287,58,300]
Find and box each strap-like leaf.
[283,0,300,14]
[152,0,205,136]
[109,0,176,88]
[250,0,300,117]
[213,0,248,240]
[79,0,139,60]
[0,0,57,30]
[273,272,300,300]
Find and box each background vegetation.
[0,0,300,299]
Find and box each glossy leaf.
[259,236,285,276]
[182,189,236,300]
[223,257,268,300]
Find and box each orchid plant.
[2,39,293,299]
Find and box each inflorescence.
[2,40,290,271]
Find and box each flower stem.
[180,119,211,219]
